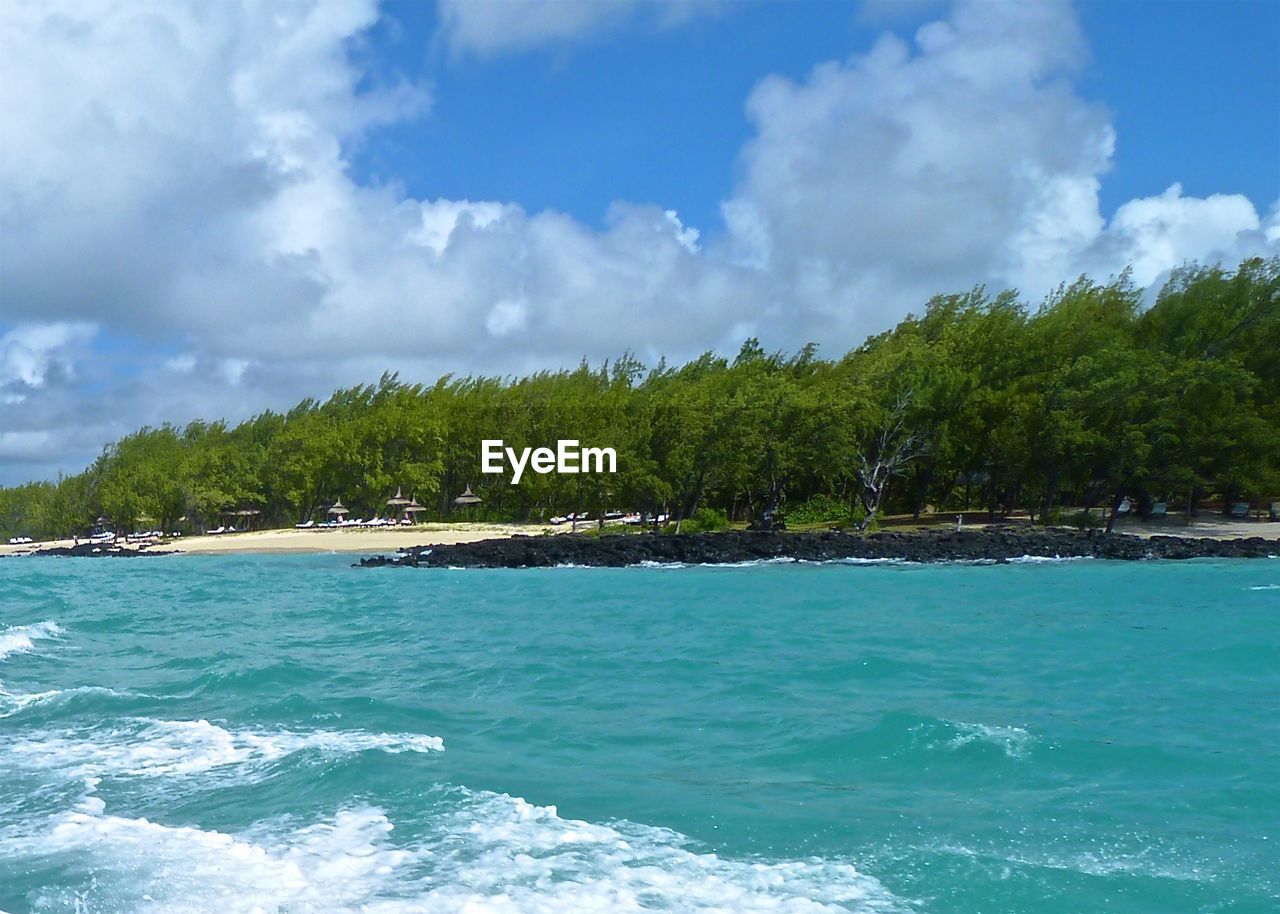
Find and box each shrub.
[1043,508,1102,529]
[1065,509,1104,529]
[678,507,730,533]
[787,494,852,527]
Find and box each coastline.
[3,517,1278,560]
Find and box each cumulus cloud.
[721,0,1274,341]
[0,0,1274,483]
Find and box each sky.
[1,0,1278,485]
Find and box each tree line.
[2,258,1276,539]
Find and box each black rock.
[356,526,1280,569]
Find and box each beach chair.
[1149,502,1167,518]
[1270,503,1279,521]
[1229,502,1249,519]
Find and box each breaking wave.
[10,788,905,914]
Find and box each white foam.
[828,557,912,566]
[0,620,63,662]
[1247,584,1280,590]
[11,790,905,914]
[941,721,1033,759]
[4,718,444,781]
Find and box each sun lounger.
[1149,502,1167,518]
[1229,502,1249,519]
[1272,503,1279,521]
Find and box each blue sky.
[1,0,1278,484]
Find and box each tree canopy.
[2,258,1276,538]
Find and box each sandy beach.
[1109,517,1280,539]
[0,522,565,557]
[2,516,1277,558]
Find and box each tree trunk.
[1104,489,1125,534]
[912,461,933,519]
[1040,470,1058,519]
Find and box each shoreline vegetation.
[1,259,1277,547]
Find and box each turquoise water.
[1,555,1277,913]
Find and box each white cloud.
[485,298,528,337]
[1080,184,1267,285]
[0,323,97,394]
[715,0,1275,342]
[721,0,1116,326]
[436,0,720,56]
[0,0,1274,483]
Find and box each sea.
[1,554,1276,913]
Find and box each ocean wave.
[0,685,134,718]
[933,841,1211,884]
[633,557,798,569]
[3,718,444,781]
[11,789,906,913]
[908,719,1034,759]
[825,557,912,565]
[0,620,64,662]
[946,721,1033,758]
[1247,584,1280,590]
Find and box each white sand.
[1110,516,1280,539]
[0,523,564,557]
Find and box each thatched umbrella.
[386,486,410,521]
[403,496,426,523]
[453,485,481,519]
[327,499,350,520]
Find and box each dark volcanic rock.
[357,526,1280,569]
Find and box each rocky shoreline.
[357,526,1280,569]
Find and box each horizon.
[2,0,1278,485]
